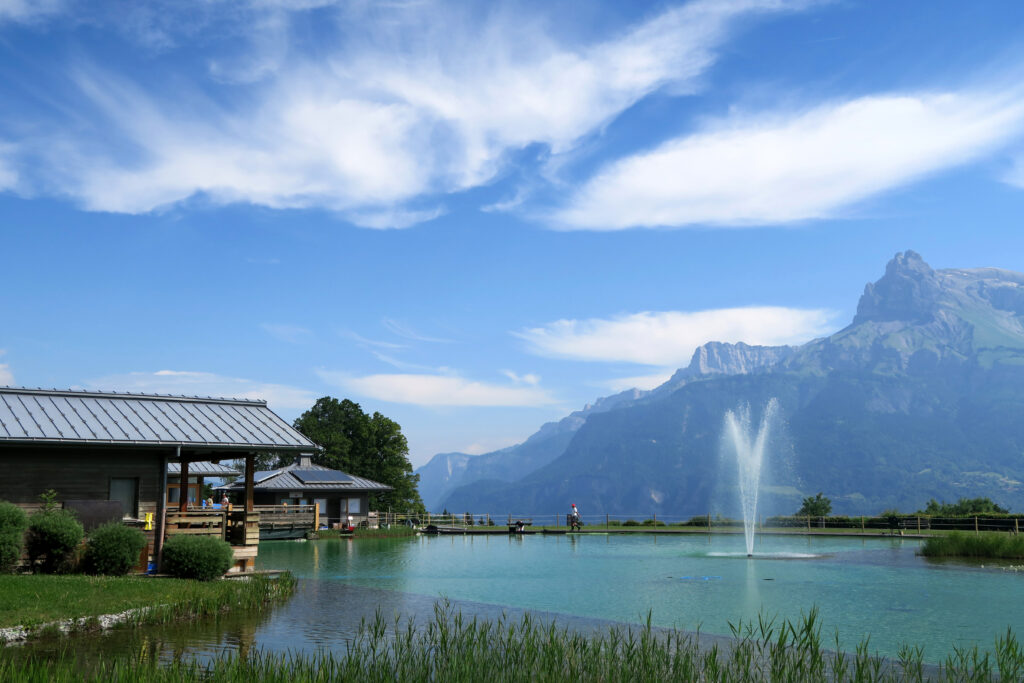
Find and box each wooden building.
[219,454,390,535]
[0,387,316,571]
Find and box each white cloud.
[317,370,557,407]
[16,0,802,220]
[261,323,313,344]
[556,90,1024,229]
[599,372,675,393]
[83,370,317,414]
[517,306,834,366]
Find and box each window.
[110,478,138,519]
[347,497,362,514]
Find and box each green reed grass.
[921,531,1024,559]
[3,599,1023,681]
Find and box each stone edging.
[0,606,151,645]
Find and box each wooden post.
[917,516,920,533]
[807,515,811,531]
[314,502,320,531]
[707,512,711,532]
[245,454,255,513]
[861,516,865,532]
[178,459,190,512]
[975,516,979,534]
[1016,518,1019,535]
[555,514,558,528]
[653,513,657,527]
[605,513,609,530]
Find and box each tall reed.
[3,599,1023,681]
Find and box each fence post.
[916,516,920,533]
[653,512,657,527]
[555,514,558,528]
[1016,518,1019,535]
[707,512,711,532]
[861,516,865,532]
[806,515,810,531]
[975,516,979,535]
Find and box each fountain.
[722,398,779,557]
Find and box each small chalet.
[219,454,390,532]
[0,387,316,572]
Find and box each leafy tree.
[293,397,424,512]
[796,492,832,517]
[919,497,1008,516]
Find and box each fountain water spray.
[723,399,779,557]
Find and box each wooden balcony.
[164,508,261,572]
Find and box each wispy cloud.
[555,89,1024,229]
[0,350,13,386]
[347,206,445,230]
[317,369,557,407]
[501,370,541,386]
[9,0,804,222]
[0,0,64,23]
[261,323,313,344]
[340,330,406,350]
[381,319,453,344]
[83,369,317,413]
[598,372,674,393]
[517,307,834,366]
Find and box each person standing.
[571,503,581,530]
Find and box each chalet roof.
[220,462,391,492]
[0,387,315,452]
[168,461,239,477]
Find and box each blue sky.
[3,1,1024,466]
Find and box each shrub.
[0,502,28,573]
[622,519,640,526]
[83,522,147,576]
[26,508,84,574]
[161,535,233,581]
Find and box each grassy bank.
[921,532,1024,559]
[2,603,1022,681]
[0,573,295,634]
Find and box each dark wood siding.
[0,446,167,518]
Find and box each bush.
[26,508,84,574]
[0,502,28,573]
[161,535,233,581]
[622,519,640,527]
[83,522,147,576]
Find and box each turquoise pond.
[12,533,1024,663]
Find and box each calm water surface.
[10,533,1024,664]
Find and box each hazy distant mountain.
[441,251,1024,516]
[415,389,644,510]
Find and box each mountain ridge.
[436,251,1024,516]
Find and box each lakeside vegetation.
[921,532,1024,560]
[3,603,1023,681]
[0,573,295,635]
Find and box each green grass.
[3,602,1024,681]
[921,532,1024,559]
[0,573,295,631]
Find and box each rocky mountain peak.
[853,250,942,325]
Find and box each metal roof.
[221,463,391,492]
[0,387,315,451]
[168,461,240,477]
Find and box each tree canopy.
[292,397,424,512]
[796,492,832,517]
[918,497,1008,516]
